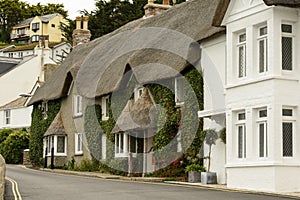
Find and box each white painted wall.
[201,35,227,184]
[0,106,32,129]
[0,47,56,106]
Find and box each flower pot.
[188,171,201,183]
[201,172,217,184]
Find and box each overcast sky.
[24,0,97,19]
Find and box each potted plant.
[185,164,206,183]
[201,129,218,184]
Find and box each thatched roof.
[29,0,224,105]
[112,88,157,134]
[44,111,66,137]
[263,0,300,7]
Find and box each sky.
[24,0,97,19]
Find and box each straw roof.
[44,111,66,137]
[112,88,157,133]
[29,0,225,105]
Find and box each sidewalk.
[39,168,300,199]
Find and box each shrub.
[0,129,30,164]
[185,164,206,172]
[0,129,13,143]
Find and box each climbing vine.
[29,100,61,166]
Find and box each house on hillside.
[10,13,68,44]
[28,0,300,193]
[0,42,71,63]
[0,40,71,130]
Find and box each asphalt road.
[5,165,294,200]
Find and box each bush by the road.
[0,129,30,164]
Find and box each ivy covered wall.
[84,66,204,176]
[29,100,61,166]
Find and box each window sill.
[75,152,83,156]
[73,113,83,118]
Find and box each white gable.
[222,0,268,25]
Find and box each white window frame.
[237,32,247,78]
[101,95,110,121]
[73,95,82,117]
[75,133,83,155]
[236,111,246,159]
[282,107,295,157]
[4,110,11,125]
[175,76,185,104]
[44,135,67,156]
[258,26,268,74]
[115,133,138,158]
[257,108,268,158]
[281,23,294,71]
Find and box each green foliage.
[0,129,30,164]
[148,157,185,178]
[74,159,99,172]
[219,127,226,144]
[204,129,218,146]
[60,19,75,44]
[0,128,13,143]
[68,157,76,170]
[185,164,206,172]
[29,100,61,166]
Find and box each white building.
[0,42,71,130]
[200,0,300,193]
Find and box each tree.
[204,129,218,172]
[82,0,147,40]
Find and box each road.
[5,165,294,200]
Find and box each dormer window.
[237,32,247,78]
[32,22,40,31]
[281,24,293,71]
[258,26,268,73]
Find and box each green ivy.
[29,100,61,166]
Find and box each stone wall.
[0,155,5,200]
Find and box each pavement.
[37,167,300,199]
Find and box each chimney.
[72,16,91,47]
[144,0,172,18]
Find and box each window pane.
[282,24,292,33]
[77,134,82,152]
[238,113,246,120]
[238,126,244,158]
[238,46,246,77]
[260,26,267,36]
[120,134,124,153]
[239,33,246,42]
[259,110,267,118]
[259,123,265,157]
[282,109,293,116]
[282,122,293,157]
[259,40,265,73]
[282,37,293,70]
[105,98,109,117]
[57,136,65,153]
